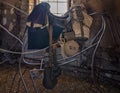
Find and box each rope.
[0,48,48,55]
[0,24,23,45]
[91,16,106,78]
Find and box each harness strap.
[75,6,84,37]
[26,15,49,29]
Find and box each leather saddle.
[26,2,71,49]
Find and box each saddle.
[26,2,93,58]
[27,2,70,49]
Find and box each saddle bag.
[64,31,75,41]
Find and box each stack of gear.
[59,5,93,58]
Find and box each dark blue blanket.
[27,2,63,49]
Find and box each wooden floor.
[0,64,120,93]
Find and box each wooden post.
[67,0,71,9]
[34,0,36,6]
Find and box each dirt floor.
[0,64,120,93]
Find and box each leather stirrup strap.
[48,24,53,67]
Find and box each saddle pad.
[28,27,49,49]
[28,26,63,49]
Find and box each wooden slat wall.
[0,0,29,49]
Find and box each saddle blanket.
[27,2,63,49]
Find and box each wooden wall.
[0,0,29,49]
